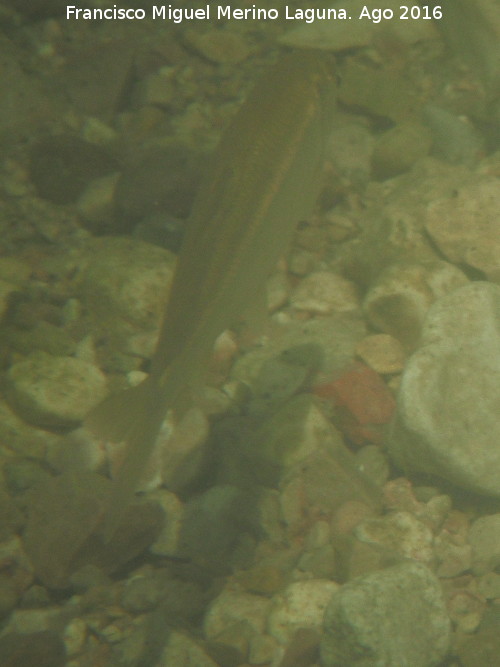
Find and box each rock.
[248,633,280,665]
[478,572,500,599]
[22,470,163,589]
[176,485,258,574]
[186,28,250,64]
[456,622,500,667]
[58,35,137,122]
[0,37,55,146]
[114,145,203,227]
[291,270,359,314]
[203,587,270,641]
[388,282,500,497]
[363,260,469,348]
[0,400,60,460]
[0,631,66,667]
[268,579,339,645]
[231,313,367,412]
[423,105,485,165]
[355,334,405,374]
[0,280,20,320]
[74,236,175,361]
[314,361,396,445]
[280,0,437,52]
[354,510,434,564]
[5,353,107,429]
[0,536,32,618]
[29,135,117,205]
[336,61,420,123]
[355,445,390,487]
[424,177,500,281]
[223,394,380,520]
[469,514,500,575]
[320,561,451,666]
[372,121,432,180]
[76,172,120,232]
[159,630,218,667]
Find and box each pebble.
[355,333,405,374]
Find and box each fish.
[85,48,336,539]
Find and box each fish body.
[86,49,336,538]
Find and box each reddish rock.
[314,362,396,444]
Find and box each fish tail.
[85,375,168,541]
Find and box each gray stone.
[388,282,500,497]
[320,561,450,667]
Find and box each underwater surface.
[0,0,499,665]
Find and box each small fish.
[86,49,336,539]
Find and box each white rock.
[320,561,450,666]
[355,510,434,564]
[388,282,500,497]
[268,579,339,645]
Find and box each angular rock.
[320,561,450,666]
[388,282,500,497]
